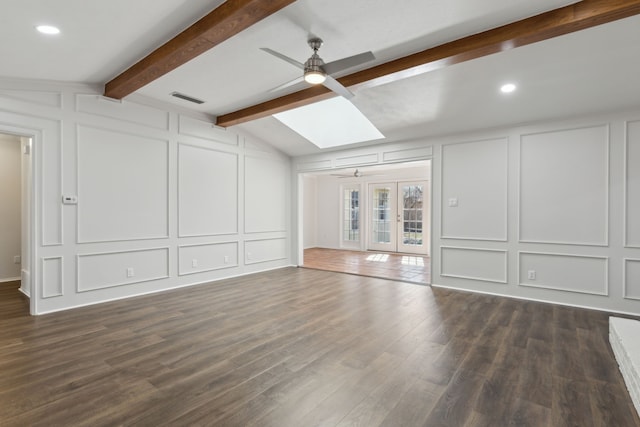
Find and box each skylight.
[273,97,384,149]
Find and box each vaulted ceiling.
[3,0,640,156]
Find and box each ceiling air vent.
[170,91,205,104]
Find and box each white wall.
[0,134,21,282]
[302,175,317,248]
[0,78,291,314]
[294,111,640,315]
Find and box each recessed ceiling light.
[501,83,517,93]
[36,25,60,35]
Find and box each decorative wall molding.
[624,120,640,248]
[440,138,508,242]
[178,241,239,276]
[0,89,62,108]
[76,124,170,243]
[382,146,433,163]
[518,251,609,296]
[623,258,640,301]
[440,246,508,284]
[245,238,288,265]
[178,143,239,237]
[297,159,332,171]
[335,153,379,168]
[77,247,169,292]
[178,115,237,145]
[41,256,63,298]
[76,94,169,130]
[244,155,288,234]
[518,124,609,246]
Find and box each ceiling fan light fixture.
[304,70,326,84]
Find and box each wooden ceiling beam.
[216,0,640,128]
[104,0,296,100]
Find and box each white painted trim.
[76,247,170,293]
[0,277,21,283]
[176,142,239,238]
[75,123,171,244]
[517,250,609,296]
[244,154,289,234]
[40,118,63,247]
[41,256,63,298]
[177,241,240,276]
[623,258,640,301]
[177,114,238,145]
[439,137,509,242]
[75,93,170,131]
[18,287,30,298]
[244,237,288,265]
[440,245,508,284]
[517,123,610,247]
[624,120,640,248]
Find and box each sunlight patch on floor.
[366,253,390,262]
[401,256,425,266]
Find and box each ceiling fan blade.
[322,51,375,75]
[268,76,305,93]
[260,48,304,69]
[322,74,354,99]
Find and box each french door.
[368,181,429,255]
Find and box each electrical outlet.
[13,255,21,264]
[527,270,536,280]
[126,267,135,278]
[192,259,198,268]
[247,252,252,261]
[224,255,230,264]
[448,198,458,207]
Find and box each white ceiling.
[3,0,640,157]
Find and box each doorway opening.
[300,160,431,284]
[0,131,33,316]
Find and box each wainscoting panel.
[520,125,609,246]
[178,242,239,276]
[245,156,288,233]
[178,144,238,237]
[77,125,169,243]
[178,115,238,146]
[519,251,608,296]
[382,146,433,162]
[297,159,332,171]
[440,246,508,284]
[624,258,640,300]
[335,153,379,168]
[41,257,63,298]
[441,138,508,241]
[625,120,640,247]
[245,238,288,265]
[77,248,169,292]
[0,89,62,108]
[76,94,169,130]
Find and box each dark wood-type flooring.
[303,247,431,285]
[1,269,639,426]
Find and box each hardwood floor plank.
[0,268,637,426]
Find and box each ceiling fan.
[261,38,375,99]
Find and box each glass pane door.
[369,184,397,251]
[398,182,428,254]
